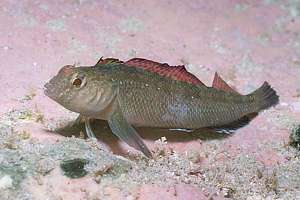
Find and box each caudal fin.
[250,82,279,111]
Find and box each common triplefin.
[44,57,279,157]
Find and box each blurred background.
[0,0,299,112]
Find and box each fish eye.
[72,78,82,87]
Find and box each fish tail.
[249,82,279,111]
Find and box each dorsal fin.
[125,58,205,86]
[95,57,124,65]
[212,72,239,94]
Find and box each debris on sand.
[289,124,300,150]
[60,158,89,179]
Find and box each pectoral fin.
[84,117,96,138]
[71,115,97,138]
[108,107,152,158]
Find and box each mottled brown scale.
[96,63,275,128]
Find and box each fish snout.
[44,81,54,98]
[44,82,50,97]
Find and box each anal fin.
[210,113,258,134]
[169,128,194,133]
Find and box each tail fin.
[249,82,279,111]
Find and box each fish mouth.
[44,81,53,98]
[43,80,67,103]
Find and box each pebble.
[291,102,300,111]
[0,175,13,189]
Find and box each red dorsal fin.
[212,72,239,94]
[125,58,205,86]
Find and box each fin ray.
[125,58,205,86]
[107,105,152,157]
[95,57,123,65]
[210,113,258,134]
[212,72,239,94]
[249,81,279,111]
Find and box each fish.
[44,57,279,157]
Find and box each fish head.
[44,65,115,115]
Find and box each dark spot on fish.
[60,158,88,179]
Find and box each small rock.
[94,164,113,177]
[18,130,31,140]
[293,89,300,97]
[154,137,169,156]
[35,175,44,185]
[60,158,88,179]
[265,170,278,193]
[3,139,18,149]
[289,124,300,150]
[0,175,13,189]
[246,194,263,200]
[186,150,201,163]
[36,158,56,175]
[93,163,113,184]
[222,187,235,198]
[256,169,263,179]
[279,102,289,107]
[291,102,300,111]
[118,17,144,33]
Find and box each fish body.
[44,58,279,157]
[95,64,254,128]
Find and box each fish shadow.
[51,119,229,154]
